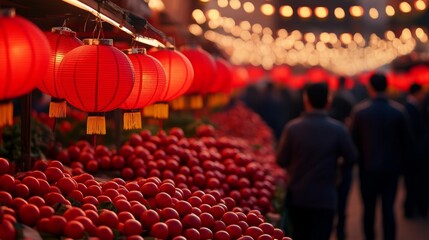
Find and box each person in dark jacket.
[329,76,357,240]
[402,83,428,218]
[277,83,358,240]
[350,73,412,240]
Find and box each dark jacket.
[351,95,412,174]
[277,111,358,210]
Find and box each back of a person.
[286,114,347,209]
[353,98,407,173]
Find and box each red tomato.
[118,211,135,223]
[140,209,160,229]
[165,218,182,237]
[214,230,231,240]
[182,213,202,229]
[64,220,85,239]
[18,204,40,226]
[56,177,78,195]
[0,158,10,175]
[63,207,86,221]
[175,200,193,217]
[150,222,169,239]
[0,219,16,240]
[14,184,30,199]
[39,206,54,218]
[27,196,45,207]
[0,174,15,192]
[97,225,114,240]
[123,219,142,236]
[245,226,264,239]
[226,224,243,239]
[159,207,180,220]
[155,192,172,208]
[0,191,12,206]
[199,226,213,239]
[44,167,64,183]
[99,210,119,228]
[183,228,201,240]
[273,228,285,239]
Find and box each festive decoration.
[270,65,291,86]
[38,27,83,118]
[230,66,249,90]
[207,58,233,108]
[182,47,217,109]
[149,48,194,117]
[58,39,134,135]
[121,48,167,130]
[0,9,51,127]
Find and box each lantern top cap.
[83,38,113,46]
[1,8,15,17]
[51,27,77,37]
[125,47,147,54]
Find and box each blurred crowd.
[240,74,429,240]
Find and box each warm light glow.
[314,7,329,19]
[252,23,262,34]
[217,0,228,8]
[399,2,412,13]
[320,32,330,43]
[261,3,275,16]
[207,9,220,20]
[240,21,251,31]
[386,5,395,16]
[304,33,316,43]
[189,24,203,36]
[230,0,241,10]
[385,30,395,41]
[415,0,427,10]
[280,5,293,17]
[199,0,209,2]
[334,7,346,19]
[369,8,379,19]
[350,6,364,17]
[243,2,255,13]
[401,28,412,40]
[416,27,425,38]
[340,33,352,44]
[192,9,206,24]
[148,0,165,11]
[298,6,312,18]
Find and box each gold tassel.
[87,114,106,135]
[143,105,155,117]
[189,95,204,109]
[49,98,67,118]
[123,111,142,130]
[0,101,13,127]
[170,96,186,110]
[153,103,169,119]
[207,94,217,108]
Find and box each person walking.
[277,83,358,240]
[350,73,412,240]
[402,83,428,218]
[329,76,357,240]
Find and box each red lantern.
[270,65,291,85]
[0,9,51,126]
[38,27,83,118]
[410,65,429,85]
[58,39,134,135]
[246,66,266,83]
[149,48,194,117]
[181,48,216,109]
[121,48,167,130]
[207,58,233,108]
[387,72,412,92]
[230,66,249,90]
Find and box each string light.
[280,5,293,17]
[217,0,228,8]
[369,8,379,19]
[334,7,346,19]
[192,9,206,24]
[399,2,412,13]
[298,6,312,18]
[261,3,275,16]
[230,0,241,10]
[350,6,364,17]
[386,5,396,16]
[243,2,255,13]
[314,7,329,19]
[415,0,427,10]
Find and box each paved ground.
[331,171,429,240]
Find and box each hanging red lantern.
[0,9,51,127]
[37,27,83,118]
[270,65,291,85]
[181,47,216,109]
[58,39,134,135]
[409,65,429,85]
[207,58,233,108]
[246,65,266,83]
[149,48,194,117]
[230,66,249,90]
[387,72,412,92]
[121,48,167,130]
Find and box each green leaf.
[112,228,123,240]
[53,202,69,215]
[97,201,117,213]
[13,222,24,240]
[39,231,60,240]
[67,196,82,207]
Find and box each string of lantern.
[203,0,428,21]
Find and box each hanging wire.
[91,0,105,40]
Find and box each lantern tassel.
[171,96,186,110]
[49,98,67,118]
[207,94,217,108]
[0,101,13,127]
[87,113,106,135]
[153,103,169,119]
[190,95,204,110]
[143,105,155,117]
[123,110,142,130]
